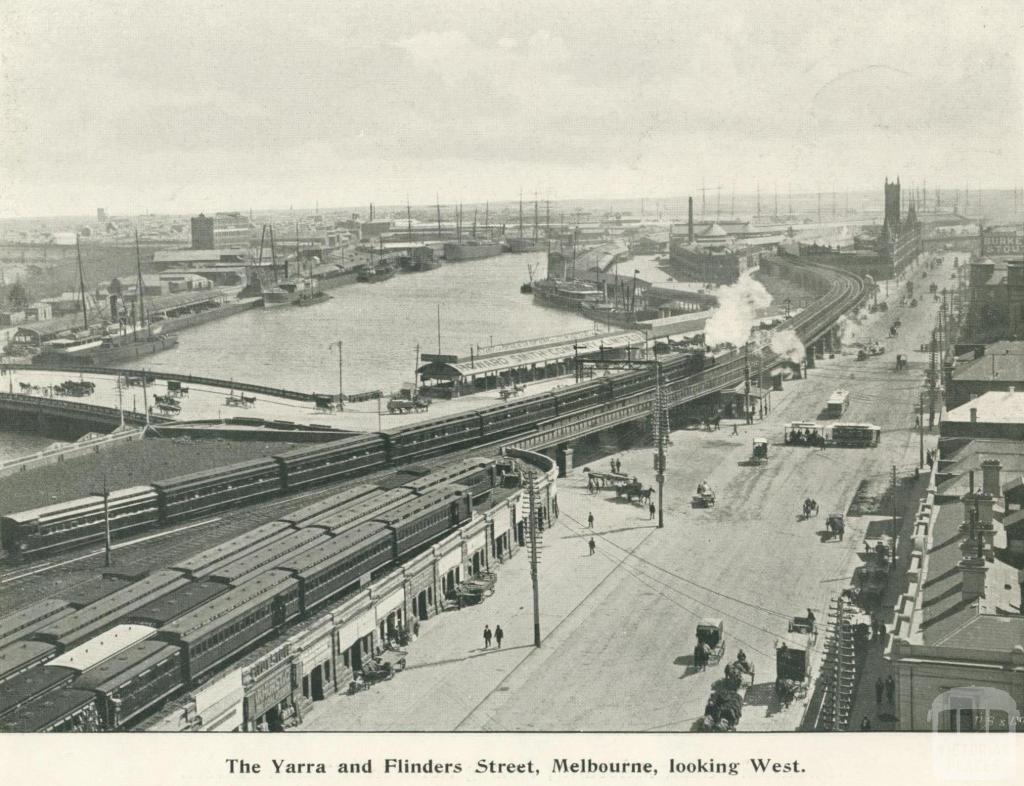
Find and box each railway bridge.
[0,258,864,477]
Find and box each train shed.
[417,330,647,397]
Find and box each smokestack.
[970,407,977,424]
[688,197,694,243]
[981,460,1002,498]
[959,555,987,601]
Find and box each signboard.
[420,353,459,364]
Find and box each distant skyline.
[1,0,1022,218]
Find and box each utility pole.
[329,340,344,409]
[653,363,666,528]
[891,465,898,538]
[97,475,112,567]
[76,234,88,330]
[436,304,442,354]
[918,391,925,468]
[527,472,542,647]
[928,328,937,428]
[744,342,751,424]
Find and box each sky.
[1,0,1022,217]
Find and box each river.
[121,252,596,397]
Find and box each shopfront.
[333,607,376,682]
[375,585,406,645]
[241,643,295,732]
[406,559,437,622]
[290,617,335,710]
[493,504,516,561]
[465,528,489,577]
[437,546,463,601]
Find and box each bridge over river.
[0,258,865,470]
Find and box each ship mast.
[484,202,489,239]
[269,225,278,282]
[436,197,442,242]
[134,227,146,338]
[533,195,539,244]
[519,192,524,240]
[76,234,88,330]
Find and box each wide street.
[301,253,962,731]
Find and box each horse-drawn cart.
[349,649,408,692]
[695,618,726,666]
[751,438,769,465]
[456,572,497,605]
[692,485,716,508]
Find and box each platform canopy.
[418,330,647,382]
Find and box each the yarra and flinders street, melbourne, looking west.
[0,1,1021,748]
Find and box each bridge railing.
[0,392,157,427]
[0,427,145,479]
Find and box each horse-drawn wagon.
[692,482,716,508]
[348,649,408,693]
[456,572,497,606]
[695,618,726,667]
[825,513,845,540]
[751,438,769,465]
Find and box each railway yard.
[0,251,960,732]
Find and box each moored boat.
[443,240,505,261]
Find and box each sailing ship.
[442,201,505,261]
[33,231,178,367]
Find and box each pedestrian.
[553,496,559,518]
[483,625,492,649]
[587,476,595,494]
[731,422,739,436]
[495,625,503,649]
[875,677,884,704]
[587,512,594,529]
[885,675,895,705]
[648,501,656,520]
[610,458,616,474]
[588,537,596,556]
[860,716,872,731]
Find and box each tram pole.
[329,340,344,410]
[655,362,665,528]
[527,472,541,647]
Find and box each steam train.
[1,351,710,563]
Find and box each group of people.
[609,458,623,474]
[482,624,505,649]
[786,428,824,447]
[802,498,819,518]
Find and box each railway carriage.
[0,486,161,563]
[0,600,75,650]
[476,395,557,440]
[299,488,415,533]
[550,378,612,416]
[156,572,300,683]
[203,530,329,586]
[0,687,100,732]
[0,663,77,719]
[382,412,484,463]
[123,581,229,627]
[280,483,383,525]
[152,458,284,525]
[0,641,60,685]
[274,521,394,614]
[74,641,184,729]
[381,486,473,561]
[606,367,657,400]
[169,520,295,578]
[30,570,188,651]
[273,435,389,492]
[400,457,500,504]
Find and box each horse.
[826,517,845,540]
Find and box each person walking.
[648,501,656,520]
[483,625,492,649]
[860,716,872,731]
[588,537,596,556]
[587,512,594,529]
[875,677,884,705]
[495,625,504,649]
[885,675,895,705]
[553,497,559,518]
[731,422,739,436]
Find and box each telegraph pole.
[891,464,899,539]
[653,363,666,528]
[527,472,542,647]
[743,343,751,424]
[918,391,925,469]
[928,329,937,428]
[329,340,344,409]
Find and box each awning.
[418,330,647,381]
[375,587,405,618]
[437,547,463,574]
[334,609,376,650]
[466,530,487,554]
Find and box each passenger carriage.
[0,486,161,563]
[152,459,284,524]
[273,435,388,492]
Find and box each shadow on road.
[403,644,534,673]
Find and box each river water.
[119,252,596,397]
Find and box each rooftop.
[952,342,1024,383]
[48,623,155,672]
[945,391,1024,425]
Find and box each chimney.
[981,459,1002,497]
[959,555,987,601]
[970,407,977,424]
[687,197,694,243]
